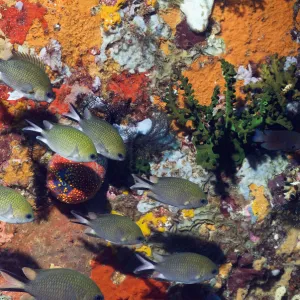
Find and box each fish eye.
[211,269,218,275]
[200,199,208,205]
[25,214,32,219]
[94,295,103,300]
[118,153,124,159]
[137,236,144,241]
[46,91,56,99]
[90,154,97,160]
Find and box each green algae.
[163,55,299,171]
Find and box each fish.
[0,52,55,103]
[71,211,145,245]
[134,252,218,284]
[253,129,300,151]
[130,175,208,208]
[23,120,98,163]
[64,104,126,161]
[0,186,34,224]
[0,267,104,300]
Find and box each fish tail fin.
[134,254,155,274]
[22,120,44,133]
[130,174,153,190]
[252,129,265,143]
[70,211,90,225]
[63,104,81,122]
[0,271,25,291]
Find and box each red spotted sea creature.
[47,154,107,204]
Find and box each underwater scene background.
[0,0,299,299]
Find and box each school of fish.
[1,51,296,299]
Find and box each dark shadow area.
[211,146,286,197]
[0,250,40,280]
[31,160,51,221]
[148,231,226,265]
[271,196,300,228]
[167,284,224,300]
[215,0,266,16]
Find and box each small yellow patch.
[111,210,123,216]
[249,184,270,222]
[136,212,168,236]
[146,0,157,7]
[99,0,126,31]
[219,263,232,279]
[181,209,195,219]
[206,224,216,231]
[135,245,152,257]
[122,190,129,195]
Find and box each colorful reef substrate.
[0,0,300,299]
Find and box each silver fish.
[64,105,126,161]
[0,52,55,102]
[71,211,145,245]
[253,129,300,151]
[130,174,208,208]
[23,120,98,162]
[0,267,103,300]
[134,252,218,284]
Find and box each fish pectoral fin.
[84,228,98,237]
[7,90,25,101]
[20,294,35,300]
[0,204,14,220]
[22,267,37,281]
[95,141,108,155]
[36,136,48,146]
[152,271,167,280]
[19,83,34,94]
[147,191,160,202]
[68,145,80,159]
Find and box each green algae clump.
[163,56,299,171]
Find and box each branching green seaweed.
[163,55,299,171]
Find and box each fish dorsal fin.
[12,51,45,71]
[68,145,80,159]
[43,120,53,130]
[22,268,37,281]
[83,108,92,120]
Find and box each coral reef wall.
[0,0,300,299]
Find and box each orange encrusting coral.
[249,184,270,222]
[162,0,298,106]
[0,140,34,187]
[0,0,47,44]
[107,72,149,103]
[91,259,169,300]
[26,0,102,67]
[47,85,72,115]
